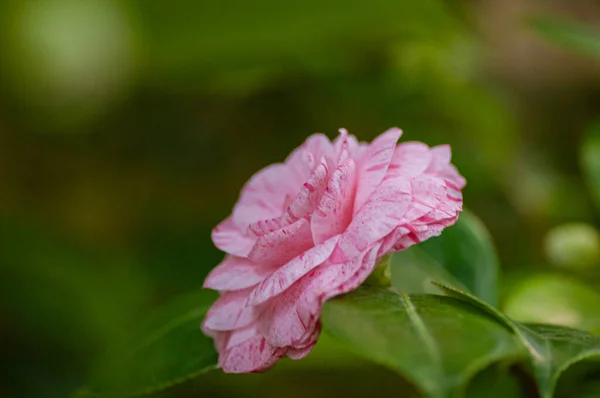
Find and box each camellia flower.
[202,128,465,373]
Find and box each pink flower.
[202,128,465,373]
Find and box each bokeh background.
[2,0,600,397]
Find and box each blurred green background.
[2,0,600,397]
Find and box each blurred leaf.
[392,210,500,306]
[81,289,218,397]
[529,15,600,58]
[321,286,526,398]
[581,122,600,211]
[391,245,469,296]
[436,283,600,398]
[465,363,524,398]
[503,274,600,335]
[0,220,149,349]
[135,0,459,90]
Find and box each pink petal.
[286,134,336,175]
[353,128,402,213]
[410,176,457,219]
[426,145,466,190]
[247,216,284,238]
[333,128,349,164]
[426,145,451,173]
[386,142,432,179]
[233,164,300,228]
[287,323,321,360]
[337,175,411,260]
[258,244,379,351]
[247,235,340,306]
[326,243,382,299]
[311,158,357,245]
[248,218,314,267]
[347,134,367,161]
[390,222,447,252]
[303,133,336,169]
[203,256,274,291]
[212,217,256,257]
[258,274,318,347]
[287,344,314,360]
[280,157,329,226]
[202,288,256,331]
[219,325,285,373]
[202,328,230,353]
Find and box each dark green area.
[2,0,600,397]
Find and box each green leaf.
[529,15,600,58]
[321,286,526,398]
[581,122,600,211]
[80,289,218,397]
[503,274,600,335]
[392,210,500,305]
[464,363,524,398]
[435,283,600,398]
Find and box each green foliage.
[321,286,526,398]
[581,122,600,212]
[136,0,458,89]
[530,15,600,58]
[81,289,218,397]
[323,283,600,398]
[81,207,600,398]
[392,210,500,305]
[434,283,600,398]
[503,274,600,335]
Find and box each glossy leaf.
[581,122,600,211]
[392,210,500,305]
[321,286,526,398]
[435,283,600,398]
[503,274,600,335]
[80,289,218,397]
[530,15,600,59]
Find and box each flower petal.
[353,128,402,213]
[233,164,300,228]
[280,157,329,226]
[258,273,318,347]
[203,255,274,291]
[219,325,285,373]
[287,323,321,360]
[247,218,314,267]
[325,243,382,299]
[337,175,411,260]
[212,217,256,257]
[202,288,256,331]
[386,142,432,179]
[311,158,357,245]
[247,235,340,306]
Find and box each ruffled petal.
[202,288,256,331]
[211,217,256,257]
[337,175,411,260]
[353,128,402,213]
[219,325,285,373]
[325,243,382,299]
[287,323,321,360]
[247,235,340,306]
[311,158,357,245]
[247,218,313,267]
[386,142,432,179]
[233,164,300,228]
[203,255,274,291]
[280,157,329,226]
